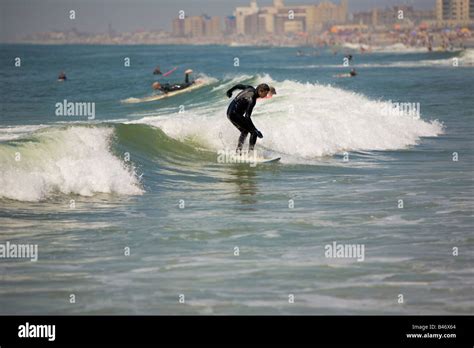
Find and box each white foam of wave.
[0,125,49,141]
[341,42,371,51]
[285,49,474,69]
[342,42,437,54]
[211,74,254,91]
[378,49,474,67]
[0,126,143,201]
[342,42,461,54]
[372,43,432,54]
[131,74,443,162]
[386,49,474,67]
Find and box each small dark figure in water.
[152,69,194,93]
[153,66,162,75]
[57,71,67,81]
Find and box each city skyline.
[1,0,437,42]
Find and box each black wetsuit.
[226,84,260,152]
[160,73,193,93]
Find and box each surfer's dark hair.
[256,83,270,94]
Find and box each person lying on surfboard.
[226,83,270,154]
[152,69,194,94]
[57,71,67,81]
[334,68,357,78]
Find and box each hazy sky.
[0,0,436,41]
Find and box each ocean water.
[0,44,473,314]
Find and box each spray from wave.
[0,126,143,202]
[382,48,474,67]
[342,42,465,54]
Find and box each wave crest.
[0,126,143,201]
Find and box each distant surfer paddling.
[57,71,67,81]
[334,68,357,78]
[152,69,194,94]
[226,83,270,154]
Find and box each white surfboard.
[122,80,205,104]
[260,157,281,163]
[225,154,281,164]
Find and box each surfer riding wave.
[226,83,271,153]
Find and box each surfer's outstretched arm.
[226,84,252,98]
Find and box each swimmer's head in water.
[152,81,161,90]
[256,83,270,98]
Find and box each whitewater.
[0,75,443,202]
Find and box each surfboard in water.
[223,154,281,164]
[122,80,205,104]
[260,157,281,163]
[162,67,177,77]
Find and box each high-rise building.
[274,7,307,34]
[352,11,374,26]
[372,8,378,26]
[353,5,435,27]
[234,0,347,36]
[235,0,259,34]
[172,15,224,38]
[274,0,284,8]
[244,13,260,35]
[225,16,237,35]
[436,0,472,25]
[204,16,222,37]
[313,0,347,25]
[172,18,185,37]
[107,23,116,38]
[184,16,205,37]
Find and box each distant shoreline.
[2,42,473,51]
